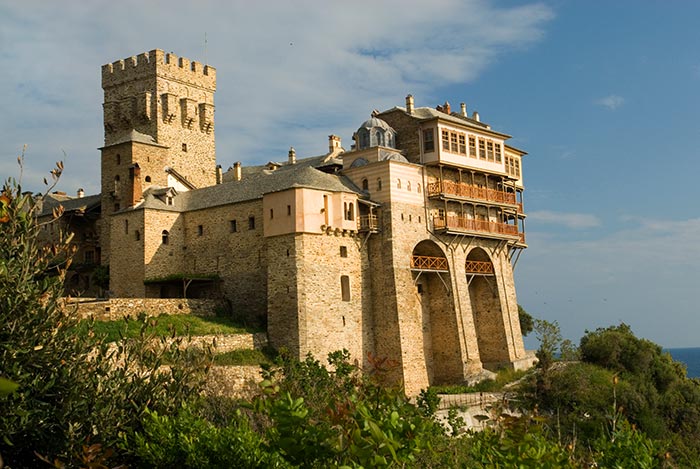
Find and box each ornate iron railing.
[410,255,449,271]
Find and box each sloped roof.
[379,106,511,138]
[140,163,361,213]
[39,193,101,217]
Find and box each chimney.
[472,111,480,122]
[77,188,84,198]
[288,147,296,165]
[215,164,222,184]
[406,94,414,114]
[233,162,242,181]
[328,135,341,154]
[460,102,467,117]
[128,164,142,207]
[443,101,451,114]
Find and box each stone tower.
[99,49,216,263]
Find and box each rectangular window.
[441,130,450,150]
[469,136,476,158]
[230,219,237,232]
[341,275,351,302]
[487,141,494,161]
[270,208,274,219]
[478,139,486,159]
[84,250,94,264]
[495,143,502,162]
[450,132,458,152]
[197,224,203,236]
[423,129,435,152]
[340,246,348,258]
[248,216,255,230]
[458,134,467,154]
[515,159,521,178]
[287,205,292,216]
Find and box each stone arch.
[411,240,461,384]
[467,247,509,368]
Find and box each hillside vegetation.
[3,170,699,467]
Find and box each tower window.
[197,225,203,236]
[362,178,368,191]
[287,205,292,216]
[248,216,256,230]
[377,178,382,191]
[182,143,188,152]
[162,230,169,245]
[397,179,401,189]
[230,219,237,232]
[341,275,350,302]
[270,209,274,219]
[340,246,348,258]
[145,176,151,183]
[124,220,129,234]
[116,154,121,165]
[135,230,141,241]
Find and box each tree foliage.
[0,166,209,467]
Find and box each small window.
[167,196,173,206]
[417,184,422,193]
[495,143,502,162]
[397,179,401,189]
[450,132,458,152]
[248,216,256,230]
[423,129,434,152]
[487,141,494,161]
[441,130,450,150]
[458,134,466,154]
[407,181,411,191]
[479,139,486,159]
[124,220,129,234]
[145,176,151,183]
[162,230,169,245]
[114,203,120,211]
[135,230,141,241]
[182,143,188,152]
[84,250,95,264]
[377,178,382,191]
[230,219,237,232]
[197,224,203,236]
[469,136,476,158]
[340,246,348,258]
[287,205,292,216]
[362,178,368,191]
[270,209,274,220]
[116,154,121,165]
[341,275,350,302]
[344,203,354,221]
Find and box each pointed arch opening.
[411,240,461,384]
[467,247,509,369]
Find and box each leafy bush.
[0,169,209,467]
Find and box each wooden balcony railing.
[433,215,520,239]
[465,260,494,275]
[427,181,519,208]
[358,215,378,232]
[411,255,449,271]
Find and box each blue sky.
[2,1,699,347]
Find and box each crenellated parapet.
[101,49,216,91]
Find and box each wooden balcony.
[358,214,379,233]
[411,255,449,272]
[433,215,521,240]
[465,260,494,275]
[427,181,521,211]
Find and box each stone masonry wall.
[68,297,225,321]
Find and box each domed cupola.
[355,113,397,150]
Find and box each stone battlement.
[102,49,216,90]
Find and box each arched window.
[377,178,382,191]
[135,230,141,241]
[361,178,368,191]
[376,130,384,146]
[397,179,402,189]
[407,181,412,191]
[417,184,422,193]
[161,230,169,245]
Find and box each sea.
[666,348,700,379]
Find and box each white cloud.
[595,94,625,110]
[0,0,554,194]
[528,210,601,229]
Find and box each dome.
[355,115,397,150]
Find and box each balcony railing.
[358,214,379,233]
[433,215,520,239]
[411,255,449,271]
[427,181,519,208]
[465,260,494,275]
